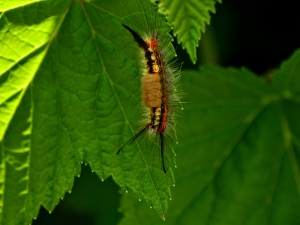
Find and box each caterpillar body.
[117,0,181,173]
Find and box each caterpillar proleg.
[117,0,181,173]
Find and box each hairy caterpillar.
[117,0,181,173]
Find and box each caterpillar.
[116,0,181,173]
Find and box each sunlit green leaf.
[0,0,177,224]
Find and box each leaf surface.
[118,50,300,224]
[0,0,176,223]
[159,0,221,63]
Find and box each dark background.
[33,0,300,224]
[180,0,300,75]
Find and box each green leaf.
[0,0,177,224]
[159,0,221,63]
[118,49,300,224]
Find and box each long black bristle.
[160,132,167,173]
[116,127,148,155]
[123,24,148,51]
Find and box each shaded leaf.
[118,49,300,224]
